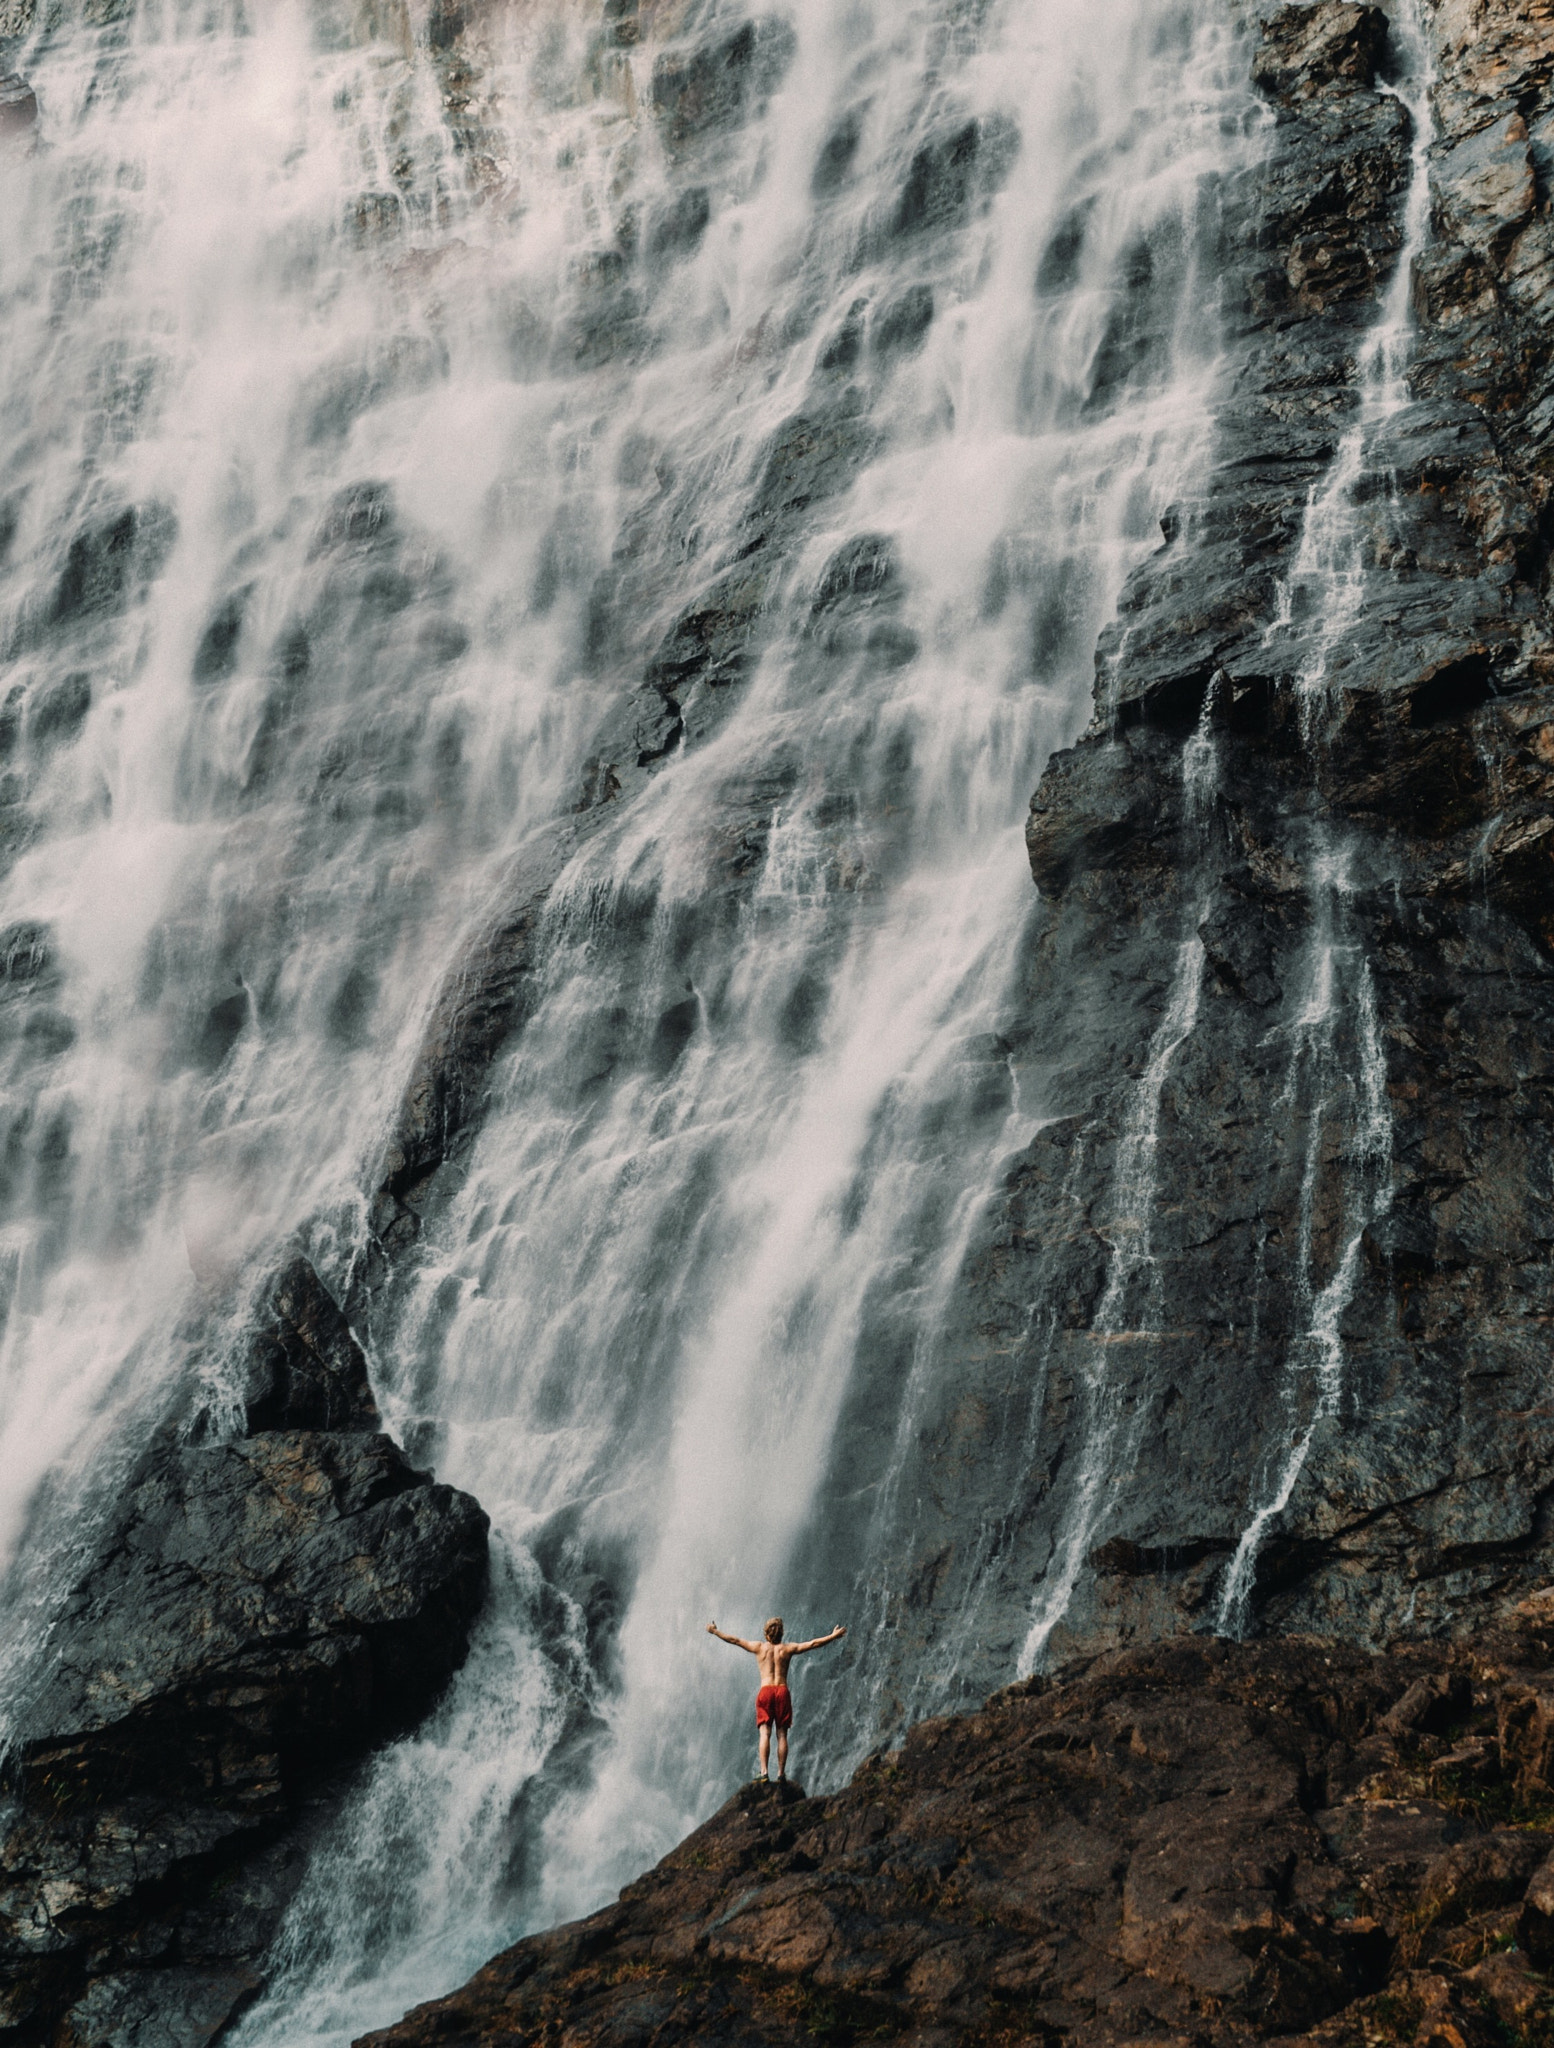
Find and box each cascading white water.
[0,0,1259,2037]
[1272,0,1436,712]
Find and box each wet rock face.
[0,1258,488,2048]
[346,0,1554,1791]
[1250,0,1388,101]
[650,16,796,157]
[0,75,35,138]
[242,1254,385,1433]
[356,1622,1554,2048]
[772,0,1554,1697]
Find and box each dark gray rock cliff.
[885,0,1554,1681]
[0,1258,489,2048]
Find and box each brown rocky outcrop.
[358,1618,1554,2047]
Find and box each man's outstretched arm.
[790,1624,847,1655]
[706,1623,760,1652]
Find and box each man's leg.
[758,1722,770,1779]
[776,1727,788,1781]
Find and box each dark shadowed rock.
[242,1253,382,1433]
[14,1431,483,1812]
[356,1625,1554,2048]
[651,19,796,157]
[0,76,35,139]
[369,821,581,1253]
[889,112,1020,242]
[46,505,177,634]
[0,1256,488,2048]
[1250,2,1388,99]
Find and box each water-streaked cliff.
[4,0,1554,2041]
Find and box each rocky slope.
[360,1600,1554,2048]
[0,1258,489,2048]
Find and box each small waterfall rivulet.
[1019,683,1219,1673]
[0,0,1299,2034]
[1213,0,1432,1636]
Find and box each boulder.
[0,1256,489,2048]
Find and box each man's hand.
[834,1624,847,1637]
[707,1623,719,1635]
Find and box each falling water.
[1214,855,1393,1636]
[0,0,1260,2036]
[1271,0,1436,709]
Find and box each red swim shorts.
[756,1684,792,1730]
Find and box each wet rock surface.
[358,1618,1554,2048]
[0,75,35,137]
[0,1257,489,2048]
[359,0,1554,1720]
[764,0,1554,1697]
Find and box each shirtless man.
[706,1616,846,1783]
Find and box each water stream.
[0,0,1259,2036]
[1214,853,1393,1635]
[1275,0,1435,714]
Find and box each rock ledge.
[361,1618,1554,2047]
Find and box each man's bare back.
[706,1615,846,1783]
[751,1636,799,1687]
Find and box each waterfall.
[1019,681,1220,1671]
[1272,0,1436,714]
[0,0,1258,2037]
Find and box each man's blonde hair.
[764,1617,784,1642]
